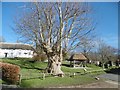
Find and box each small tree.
[78,35,96,58]
[97,39,117,68]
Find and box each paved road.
[51,81,118,88]
[98,73,120,82]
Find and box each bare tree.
[97,39,117,68]
[13,2,95,76]
[78,34,96,57]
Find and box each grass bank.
[0,58,106,88]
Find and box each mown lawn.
[20,75,99,88]
[0,58,106,88]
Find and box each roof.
[70,53,87,61]
[0,42,33,50]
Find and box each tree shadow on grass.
[21,66,45,71]
[62,64,70,67]
[105,67,120,75]
[21,77,42,80]
[21,74,52,81]
[20,65,46,74]
[8,60,46,72]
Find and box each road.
[98,73,119,82]
[97,73,119,88]
[51,81,118,88]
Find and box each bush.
[0,62,20,84]
[32,54,47,62]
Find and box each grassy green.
[0,58,106,88]
[0,79,2,84]
[20,75,98,88]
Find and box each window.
[19,52,21,55]
[29,52,31,55]
[24,53,27,55]
[4,53,8,58]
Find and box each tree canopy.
[13,2,95,75]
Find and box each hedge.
[0,62,20,84]
[32,54,47,62]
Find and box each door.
[5,53,8,58]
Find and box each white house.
[0,42,34,58]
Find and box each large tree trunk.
[42,43,64,76]
[46,54,64,76]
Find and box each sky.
[1,2,118,48]
[0,2,2,36]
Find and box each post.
[42,73,45,80]
[73,60,75,68]
[83,68,87,74]
[73,73,76,77]
[70,61,72,67]
[18,74,21,85]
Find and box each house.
[0,42,34,58]
[69,53,87,67]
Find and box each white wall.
[0,49,33,58]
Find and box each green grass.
[0,58,47,80]
[0,58,47,69]
[0,79,2,84]
[0,79,7,84]
[0,58,106,88]
[20,75,97,88]
[62,66,84,73]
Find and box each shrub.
[0,62,20,84]
[32,54,47,62]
